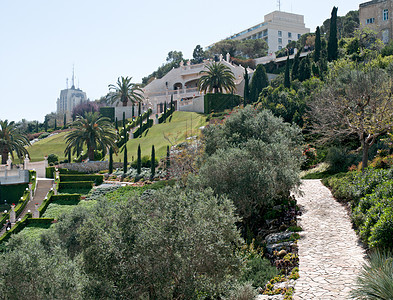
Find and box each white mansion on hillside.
[211,11,310,54]
[142,54,253,113]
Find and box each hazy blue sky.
[0,0,362,122]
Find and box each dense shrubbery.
[324,168,393,250]
[198,107,303,234]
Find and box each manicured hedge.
[38,192,80,217]
[0,183,29,203]
[99,106,115,122]
[158,106,175,124]
[14,191,30,218]
[134,119,154,138]
[204,93,242,114]
[46,166,56,179]
[0,213,32,244]
[58,181,94,191]
[46,167,85,179]
[59,174,104,185]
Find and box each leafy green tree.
[65,112,117,161]
[328,7,338,62]
[108,76,144,107]
[192,45,206,64]
[44,116,48,132]
[200,107,303,231]
[244,68,250,104]
[238,39,268,59]
[166,50,183,63]
[250,64,269,103]
[198,62,236,94]
[150,145,155,179]
[137,144,141,174]
[310,63,393,170]
[207,39,238,57]
[284,56,291,88]
[314,26,321,62]
[0,120,30,164]
[77,187,242,299]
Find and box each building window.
[288,32,292,38]
[278,30,282,37]
[298,34,301,39]
[383,9,389,21]
[366,18,375,24]
[278,38,282,44]
[278,46,282,50]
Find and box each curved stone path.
[293,179,365,300]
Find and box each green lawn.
[118,111,207,161]
[26,111,207,163]
[27,132,69,162]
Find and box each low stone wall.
[60,161,122,174]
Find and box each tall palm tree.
[64,112,118,161]
[108,76,144,107]
[0,120,30,164]
[198,62,236,94]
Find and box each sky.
[0,0,362,122]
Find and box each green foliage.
[192,44,206,64]
[107,76,144,107]
[58,181,94,191]
[198,62,236,94]
[325,146,358,173]
[207,39,268,59]
[78,187,242,299]
[204,93,242,114]
[151,145,156,179]
[0,120,30,164]
[0,183,28,203]
[133,118,153,138]
[60,174,103,185]
[200,107,303,231]
[351,250,393,300]
[99,106,115,122]
[137,144,141,174]
[314,26,321,62]
[284,57,290,88]
[250,64,269,103]
[328,7,338,61]
[241,255,277,288]
[47,153,59,164]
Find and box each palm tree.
[0,120,30,164]
[198,62,236,94]
[64,112,118,161]
[108,76,144,107]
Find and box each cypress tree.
[54,119,57,130]
[250,64,269,103]
[314,26,321,62]
[137,144,141,174]
[122,112,126,129]
[123,144,127,175]
[132,105,135,118]
[150,145,155,180]
[138,102,141,116]
[327,7,338,62]
[36,121,39,133]
[291,49,301,81]
[170,94,174,111]
[115,117,118,131]
[284,56,291,89]
[243,67,250,104]
[109,147,113,174]
[44,117,48,132]
[139,112,143,137]
[298,56,311,82]
[166,145,170,178]
[68,149,71,163]
[63,114,67,129]
[163,102,167,122]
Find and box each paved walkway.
[0,179,53,236]
[293,179,365,300]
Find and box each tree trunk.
[1,148,8,164]
[122,100,127,107]
[88,147,95,161]
[361,140,369,172]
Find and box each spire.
[71,64,75,89]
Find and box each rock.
[266,241,294,255]
[277,249,287,257]
[265,232,293,245]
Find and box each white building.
[223,11,310,53]
[142,54,252,113]
[56,83,87,117]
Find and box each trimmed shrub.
[204,93,242,114]
[133,119,153,138]
[47,154,59,165]
[0,183,28,203]
[59,174,104,185]
[99,107,115,122]
[0,213,32,244]
[58,181,94,191]
[45,166,56,179]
